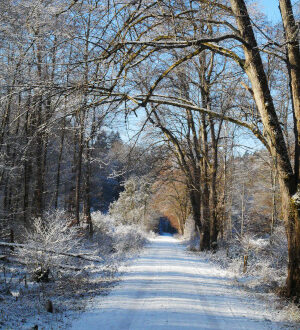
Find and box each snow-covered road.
[70,236,284,329]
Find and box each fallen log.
[6,256,82,271]
[0,241,102,263]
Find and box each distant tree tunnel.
[159,217,178,235]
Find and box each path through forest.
[70,236,285,329]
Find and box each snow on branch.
[0,241,103,263]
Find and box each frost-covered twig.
[1,255,83,271]
[0,241,103,263]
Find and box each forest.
[0,0,300,328]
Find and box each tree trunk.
[188,182,202,233]
[209,117,218,248]
[270,166,277,235]
[75,126,84,225]
[200,176,210,250]
[200,114,211,251]
[200,160,210,251]
[230,0,299,298]
[279,0,300,182]
[54,118,65,209]
[33,34,45,217]
[241,183,245,237]
[198,51,218,250]
[23,91,33,223]
[281,180,300,299]
[84,140,93,235]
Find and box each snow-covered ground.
[69,235,293,329]
[0,212,149,329]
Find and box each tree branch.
[133,95,270,152]
[0,242,103,263]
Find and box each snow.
[0,212,149,329]
[69,236,290,330]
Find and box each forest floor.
[68,235,297,330]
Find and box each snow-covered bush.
[16,210,82,281]
[92,211,147,255]
[202,224,288,291]
[238,227,288,281]
[109,177,152,226]
[113,224,147,252]
[269,225,288,268]
[183,215,199,250]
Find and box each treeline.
[0,1,150,229]
[153,149,280,238]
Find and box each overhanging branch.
[132,95,269,151]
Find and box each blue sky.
[259,0,281,22]
[259,0,298,22]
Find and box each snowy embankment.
[0,211,148,329]
[197,228,300,324]
[69,236,295,330]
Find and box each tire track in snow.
[70,236,285,330]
